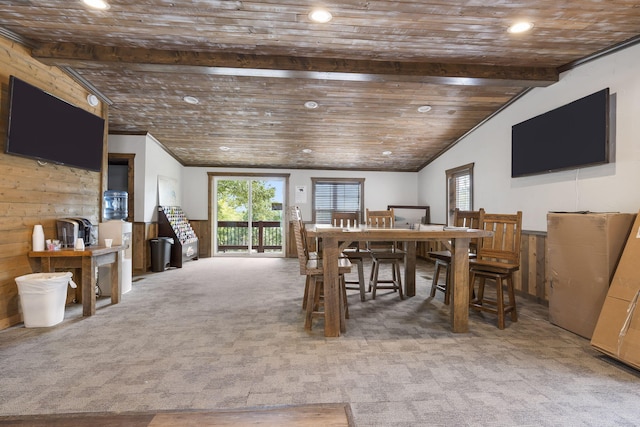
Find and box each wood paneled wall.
[0,36,108,330]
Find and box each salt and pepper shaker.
[32,224,45,251]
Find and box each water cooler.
[98,220,133,295]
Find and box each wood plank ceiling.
[1,1,639,171]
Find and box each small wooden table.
[307,225,493,337]
[29,246,123,316]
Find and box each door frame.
[208,172,290,257]
[107,153,135,223]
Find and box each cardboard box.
[547,212,635,339]
[591,211,640,370]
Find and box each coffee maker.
[56,217,96,248]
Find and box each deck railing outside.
[217,220,282,253]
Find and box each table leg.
[404,241,417,297]
[81,256,96,316]
[110,251,121,304]
[322,236,341,337]
[450,237,471,333]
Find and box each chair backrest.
[366,208,395,228]
[366,208,396,250]
[453,208,484,228]
[291,206,311,275]
[331,211,360,227]
[453,208,485,252]
[476,211,523,266]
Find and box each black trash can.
[150,237,174,272]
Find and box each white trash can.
[15,272,77,327]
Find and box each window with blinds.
[311,178,364,224]
[446,163,474,225]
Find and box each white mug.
[74,238,85,251]
[104,238,113,248]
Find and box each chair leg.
[394,261,404,300]
[302,275,311,310]
[370,260,380,299]
[304,276,318,330]
[496,276,505,330]
[469,270,476,303]
[443,265,451,305]
[357,259,366,301]
[341,274,349,320]
[370,258,403,300]
[429,262,440,297]
[368,259,377,292]
[507,276,518,322]
[430,260,450,304]
[344,258,366,302]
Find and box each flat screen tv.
[511,88,610,178]
[5,75,105,172]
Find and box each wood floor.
[0,403,354,426]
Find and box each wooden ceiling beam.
[32,42,558,87]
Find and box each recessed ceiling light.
[508,21,534,34]
[382,151,392,156]
[417,105,432,113]
[302,149,313,154]
[219,146,230,151]
[309,8,332,23]
[183,95,199,105]
[82,0,110,10]
[304,101,319,109]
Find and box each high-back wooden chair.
[428,208,485,304]
[331,211,368,302]
[291,206,352,331]
[365,208,404,300]
[468,211,523,329]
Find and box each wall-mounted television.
[5,75,105,172]
[511,88,610,178]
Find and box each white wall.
[181,167,418,221]
[418,42,640,231]
[108,133,183,222]
[110,132,418,223]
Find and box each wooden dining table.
[307,224,493,337]
[28,246,123,317]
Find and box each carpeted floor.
[0,257,638,426]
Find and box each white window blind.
[312,179,363,224]
[453,171,471,211]
[446,163,474,225]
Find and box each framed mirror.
[387,205,430,226]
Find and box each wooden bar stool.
[365,208,404,300]
[468,211,522,329]
[428,208,484,304]
[331,211,369,302]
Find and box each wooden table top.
[307,224,492,241]
[29,246,124,258]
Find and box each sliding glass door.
[213,176,286,256]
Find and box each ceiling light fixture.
[82,0,110,10]
[302,149,313,154]
[508,21,534,34]
[417,105,432,113]
[304,101,319,109]
[219,146,230,151]
[382,151,392,156]
[183,95,199,105]
[87,94,99,107]
[308,8,332,23]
